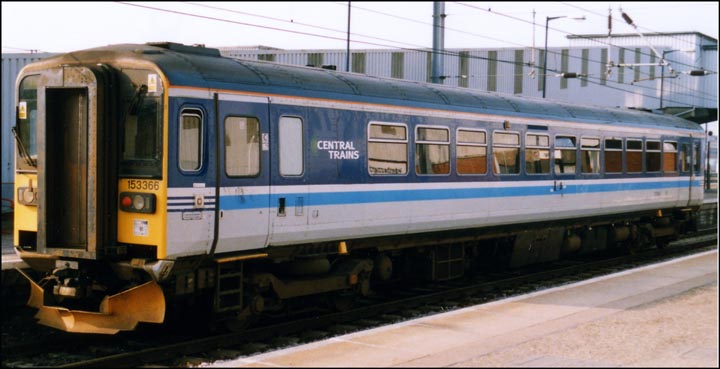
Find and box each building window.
[179,109,203,171]
[493,131,520,175]
[416,126,450,175]
[487,50,497,92]
[634,48,641,82]
[368,122,407,175]
[605,138,623,173]
[538,49,546,91]
[391,52,404,79]
[457,129,487,175]
[581,137,601,174]
[649,53,656,80]
[307,53,323,67]
[279,116,303,176]
[627,139,643,173]
[581,49,589,87]
[618,48,625,84]
[514,50,524,94]
[225,116,260,177]
[600,49,608,86]
[561,49,569,89]
[258,54,276,62]
[352,52,366,74]
[526,133,550,174]
[459,51,470,88]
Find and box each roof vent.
[146,42,221,57]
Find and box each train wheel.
[333,294,355,312]
[223,307,257,332]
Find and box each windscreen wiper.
[11,126,36,167]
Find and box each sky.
[2,1,718,53]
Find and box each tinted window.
[179,110,202,171]
[416,126,450,175]
[605,139,623,173]
[493,132,520,175]
[627,139,642,173]
[279,116,303,176]
[581,137,600,174]
[368,123,407,175]
[526,133,550,174]
[225,116,260,177]
[457,129,487,175]
[554,136,576,175]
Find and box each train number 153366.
[126,179,160,191]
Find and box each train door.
[678,139,694,207]
[213,95,271,253]
[267,114,310,245]
[690,139,704,206]
[31,66,117,259]
[550,134,578,213]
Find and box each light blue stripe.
[218,180,701,211]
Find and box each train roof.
[38,42,702,133]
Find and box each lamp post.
[346,1,351,72]
[542,15,585,98]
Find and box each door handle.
[278,197,286,217]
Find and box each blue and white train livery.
[13,42,707,334]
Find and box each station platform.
[705,189,718,204]
[1,213,27,271]
[207,250,718,368]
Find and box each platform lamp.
[542,15,585,98]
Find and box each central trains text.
[316,140,360,160]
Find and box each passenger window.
[554,136,576,175]
[368,122,407,175]
[581,137,601,174]
[694,142,701,173]
[493,131,520,175]
[605,138,623,173]
[663,142,677,172]
[179,109,203,171]
[627,139,643,173]
[646,140,661,172]
[225,116,260,176]
[526,133,550,174]
[457,129,487,175]
[279,116,303,176]
[415,126,450,175]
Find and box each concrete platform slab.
[205,250,718,368]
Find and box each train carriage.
[12,42,706,334]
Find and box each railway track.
[2,230,716,368]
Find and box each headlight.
[133,194,146,210]
[119,192,156,213]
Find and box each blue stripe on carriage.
[209,180,701,211]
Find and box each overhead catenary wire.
[561,1,714,55]
[111,1,714,107]
[454,1,715,74]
